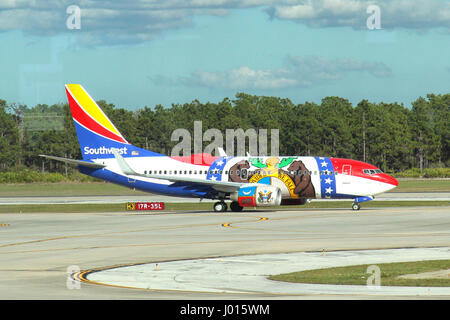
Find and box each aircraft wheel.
[214,201,227,212]
[352,203,360,211]
[230,201,244,212]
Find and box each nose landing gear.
[352,196,373,211]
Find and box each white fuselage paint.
[93,155,396,200]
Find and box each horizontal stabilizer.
[39,155,106,169]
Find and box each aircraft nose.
[377,173,398,193]
[380,173,398,187]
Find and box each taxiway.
[0,205,449,299]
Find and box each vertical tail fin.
[65,84,161,160]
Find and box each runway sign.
[126,202,164,211]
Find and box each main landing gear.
[213,201,244,212]
[352,202,361,211]
[213,201,227,212]
[229,201,243,212]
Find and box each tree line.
[0,93,448,175]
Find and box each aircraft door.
[342,165,351,184]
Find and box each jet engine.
[230,185,282,207]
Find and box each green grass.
[393,167,450,178]
[0,179,448,197]
[0,203,204,214]
[392,179,450,192]
[0,181,149,197]
[300,201,449,208]
[269,260,450,287]
[0,200,447,214]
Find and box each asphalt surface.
[88,247,450,296]
[0,205,449,299]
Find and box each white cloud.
[0,0,447,46]
[155,55,392,90]
[288,55,393,79]
[190,66,299,89]
[269,0,450,31]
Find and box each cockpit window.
[363,169,383,175]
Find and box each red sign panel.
[127,202,164,211]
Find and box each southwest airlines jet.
[41,84,398,212]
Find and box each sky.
[0,0,449,110]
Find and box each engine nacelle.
[231,185,282,207]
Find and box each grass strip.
[0,201,447,214]
[269,259,450,287]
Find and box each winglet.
[111,148,137,175]
[218,147,227,157]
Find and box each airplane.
[40,84,398,212]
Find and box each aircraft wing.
[39,155,107,169]
[111,149,249,193]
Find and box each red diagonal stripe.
[66,88,128,144]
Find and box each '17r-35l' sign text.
[126,202,164,211]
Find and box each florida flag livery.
[40,85,398,212]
